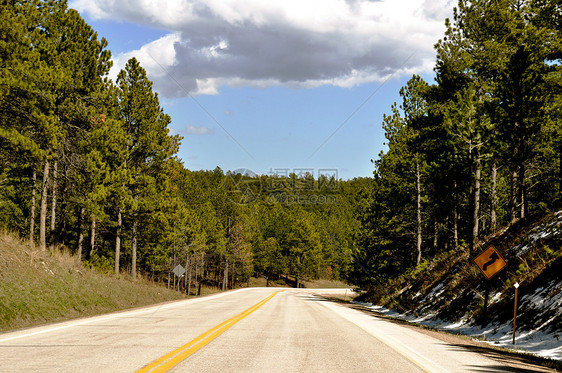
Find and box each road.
[0,288,538,372]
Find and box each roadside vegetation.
[354,209,562,364]
[0,231,185,332]
[358,210,562,328]
[0,0,559,334]
[348,0,560,359]
[351,0,561,287]
[0,1,366,292]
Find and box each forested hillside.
[1,0,560,295]
[352,0,561,287]
[0,0,368,290]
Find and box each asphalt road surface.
[0,288,535,372]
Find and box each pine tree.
[1,1,111,250]
[116,57,181,279]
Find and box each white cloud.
[72,0,455,97]
[108,32,181,83]
[184,124,215,135]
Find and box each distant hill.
[0,232,186,332]
[359,210,562,361]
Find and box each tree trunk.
[471,155,481,253]
[444,216,449,251]
[453,182,459,251]
[519,163,527,219]
[184,252,189,290]
[194,253,198,295]
[59,166,69,246]
[559,143,562,196]
[510,167,518,224]
[39,159,50,251]
[172,251,176,290]
[433,219,438,252]
[90,216,96,259]
[416,162,422,264]
[131,193,139,280]
[491,162,497,232]
[131,216,138,280]
[77,207,85,260]
[115,209,122,274]
[50,159,58,245]
[187,254,192,295]
[199,252,204,295]
[29,169,37,244]
[222,258,228,290]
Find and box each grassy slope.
[0,232,186,332]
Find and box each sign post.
[474,246,508,321]
[483,281,490,318]
[513,282,519,344]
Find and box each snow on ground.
[357,300,562,361]
[509,210,562,258]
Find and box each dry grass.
[0,231,186,332]
[302,278,351,289]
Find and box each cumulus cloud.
[109,32,181,82]
[184,124,215,135]
[72,0,454,97]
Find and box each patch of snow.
[489,292,502,304]
[426,283,445,300]
[356,300,562,361]
[442,318,468,329]
[510,211,562,257]
[411,313,437,323]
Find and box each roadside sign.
[173,264,186,277]
[474,245,507,279]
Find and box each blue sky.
[71,0,455,179]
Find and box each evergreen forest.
[1,0,560,292]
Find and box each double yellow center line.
[137,291,280,373]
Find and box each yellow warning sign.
[474,245,507,280]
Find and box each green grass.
[0,231,186,332]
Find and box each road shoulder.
[322,296,560,373]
